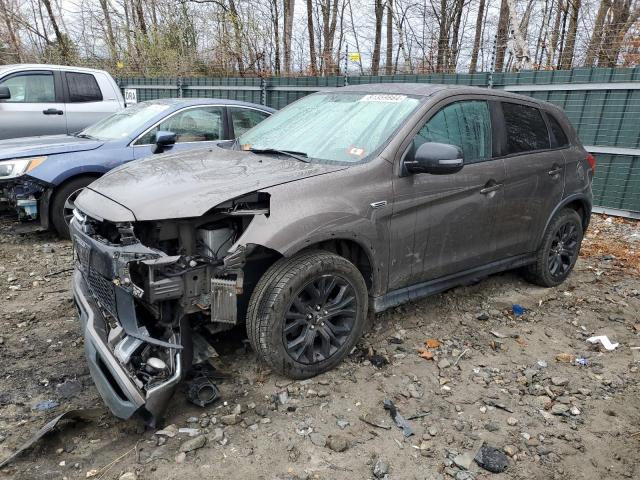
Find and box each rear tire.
[51,176,98,239]
[523,208,583,287]
[246,250,368,379]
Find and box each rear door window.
[501,102,550,154]
[229,107,270,137]
[413,100,492,164]
[547,113,569,148]
[66,72,103,102]
[0,73,55,103]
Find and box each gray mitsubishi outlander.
[70,84,594,423]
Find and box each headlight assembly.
[0,156,47,179]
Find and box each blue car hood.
[0,135,104,160]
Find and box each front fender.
[230,162,394,296]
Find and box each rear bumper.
[73,269,184,424]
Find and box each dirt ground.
[0,211,638,480]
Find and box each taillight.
[586,153,596,172]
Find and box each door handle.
[480,183,503,194]
[43,108,63,115]
[548,166,563,176]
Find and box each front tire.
[246,250,368,379]
[51,176,98,239]
[523,208,583,287]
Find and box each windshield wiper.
[73,132,96,140]
[249,148,310,163]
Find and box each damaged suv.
[70,84,593,423]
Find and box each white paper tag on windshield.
[359,94,407,103]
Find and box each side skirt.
[372,254,535,313]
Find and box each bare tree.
[385,0,393,74]
[283,0,295,74]
[371,0,384,75]
[469,0,486,73]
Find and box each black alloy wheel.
[283,274,357,365]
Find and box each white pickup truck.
[0,64,125,140]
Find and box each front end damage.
[70,192,271,425]
[0,176,48,221]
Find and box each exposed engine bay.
[71,192,273,424]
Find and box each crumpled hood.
[79,146,348,221]
[0,135,104,160]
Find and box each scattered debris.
[383,399,414,437]
[512,304,525,316]
[32,399,59,411]
[474,445,509,473]
[424,338,441,348]
[587,335,619,351]
[417,348,434,360]
[0,408,102,468]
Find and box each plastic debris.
[475,445,509,473]
[575,357,589,366]
[32,400,59,411]
[0,408,102,468]
[383,399,414,437]
[185,363,221,408]
[512,304,525,316]
[586,335,619,351]
[369,354,389,368]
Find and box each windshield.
[80,102,171,141]
[238,92,421,164]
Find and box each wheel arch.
[537,194,592,249]
[42,172,103,229]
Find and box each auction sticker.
[359,94,407,103]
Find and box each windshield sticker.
[348,146,365,156]
[359,94,407,103]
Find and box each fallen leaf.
[86,470,99,478]
[516,336,528,347]
[555,353,576,363]
[633,324,640,332]
[425,339,441,348]
[417,348,434,360]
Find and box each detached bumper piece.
[71,224,187,426]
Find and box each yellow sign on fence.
[348,52,361,62]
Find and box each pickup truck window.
[67,72,103,103]
[0,73,55,103]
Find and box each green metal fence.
[118,67,640,217]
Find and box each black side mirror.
[0,86,11,100]
[152,130,176,154]
[405,142,464,175]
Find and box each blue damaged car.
[0,98,273,237]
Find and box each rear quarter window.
[66,72,103,103]
[547,113,569,148]
[501,102,550,154]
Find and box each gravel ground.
[0,212,638,480]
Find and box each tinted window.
[67,72,102,102]
[230,107,270,137]
[502,103,550,154]
[547,113,569,147]
[137,106,224,145]
[413,100,492,163]
[0,73,55,103]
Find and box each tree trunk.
[283,0,295,74]
[98,0,117,62]
[436,0,448,72]
[469,0,486,73]
[307,0,317,74]
[558,0,580,69]
[385,0,393,74]
[547,0,563,68]
[41,0,70,62]
[227,0,245,74]
[371,0,384,75]
[272,0,281,74]
[0,0,23,62]
[494,0,509,72]
[584,0,609,67]
[348,0,364,74]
